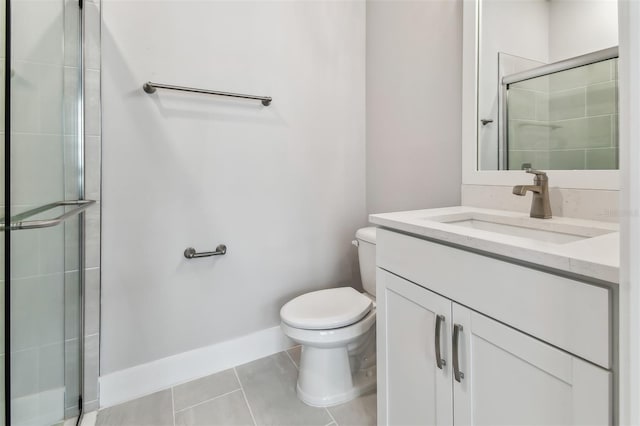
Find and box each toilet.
[280,227,377,407]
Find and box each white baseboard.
[99,325,293,408]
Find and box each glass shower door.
[5,0,86,424]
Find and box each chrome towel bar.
[184,244,227,259]
[1,200,96,231]
[143,81,272,106]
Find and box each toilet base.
[297,364,377,407]
[295,331,376,407]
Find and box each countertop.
[369,206,619,284]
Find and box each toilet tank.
[355,227,377,297]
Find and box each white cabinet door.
[452,304,612,426]
[377,269,453,426]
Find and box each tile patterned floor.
[95,347,377,426]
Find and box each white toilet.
[280,227,377,407]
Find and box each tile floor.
[95,347,377,426]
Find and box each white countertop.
[369,206,619,284]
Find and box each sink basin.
[446,219,587,244]
[426,212,614,244]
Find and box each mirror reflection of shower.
[477,0,619,171]
[503,50,618,171]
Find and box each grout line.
[234,367,258,426]
[171,387,176,426]
[284,348,299,370]
[173,388,243,414]
[510,112,619,124]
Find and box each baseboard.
[83,399,100,414]
[99,325,293,408]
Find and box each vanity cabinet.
[377,229,613,426]
[452,301,610,426]
[383,272,453,425]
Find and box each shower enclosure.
[1,0,93,424]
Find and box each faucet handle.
[525,168,547,177]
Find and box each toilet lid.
[280,287,373,330]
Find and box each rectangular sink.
[446,219,587,244]
[426,212,614,244]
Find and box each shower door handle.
[0,200,96,231]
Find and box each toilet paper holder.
[184,244,227,259]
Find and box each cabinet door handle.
[435,314,446,369]
[453,324,465,382]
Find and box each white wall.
[549,0,618,62]
[101,1,366,374]
[366,0,463,214]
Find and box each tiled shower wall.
[82,0,102,414]
[508,58,618,170]
[3,0,70,420]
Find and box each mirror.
[477,0,619,171]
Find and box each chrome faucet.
[512,169,552,219]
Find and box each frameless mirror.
[477,0,619,171]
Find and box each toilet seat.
[280,287,372,330]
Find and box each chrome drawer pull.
[453,323,464,382]
[435,314,446,369]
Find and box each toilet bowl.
[280,227,377,407]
